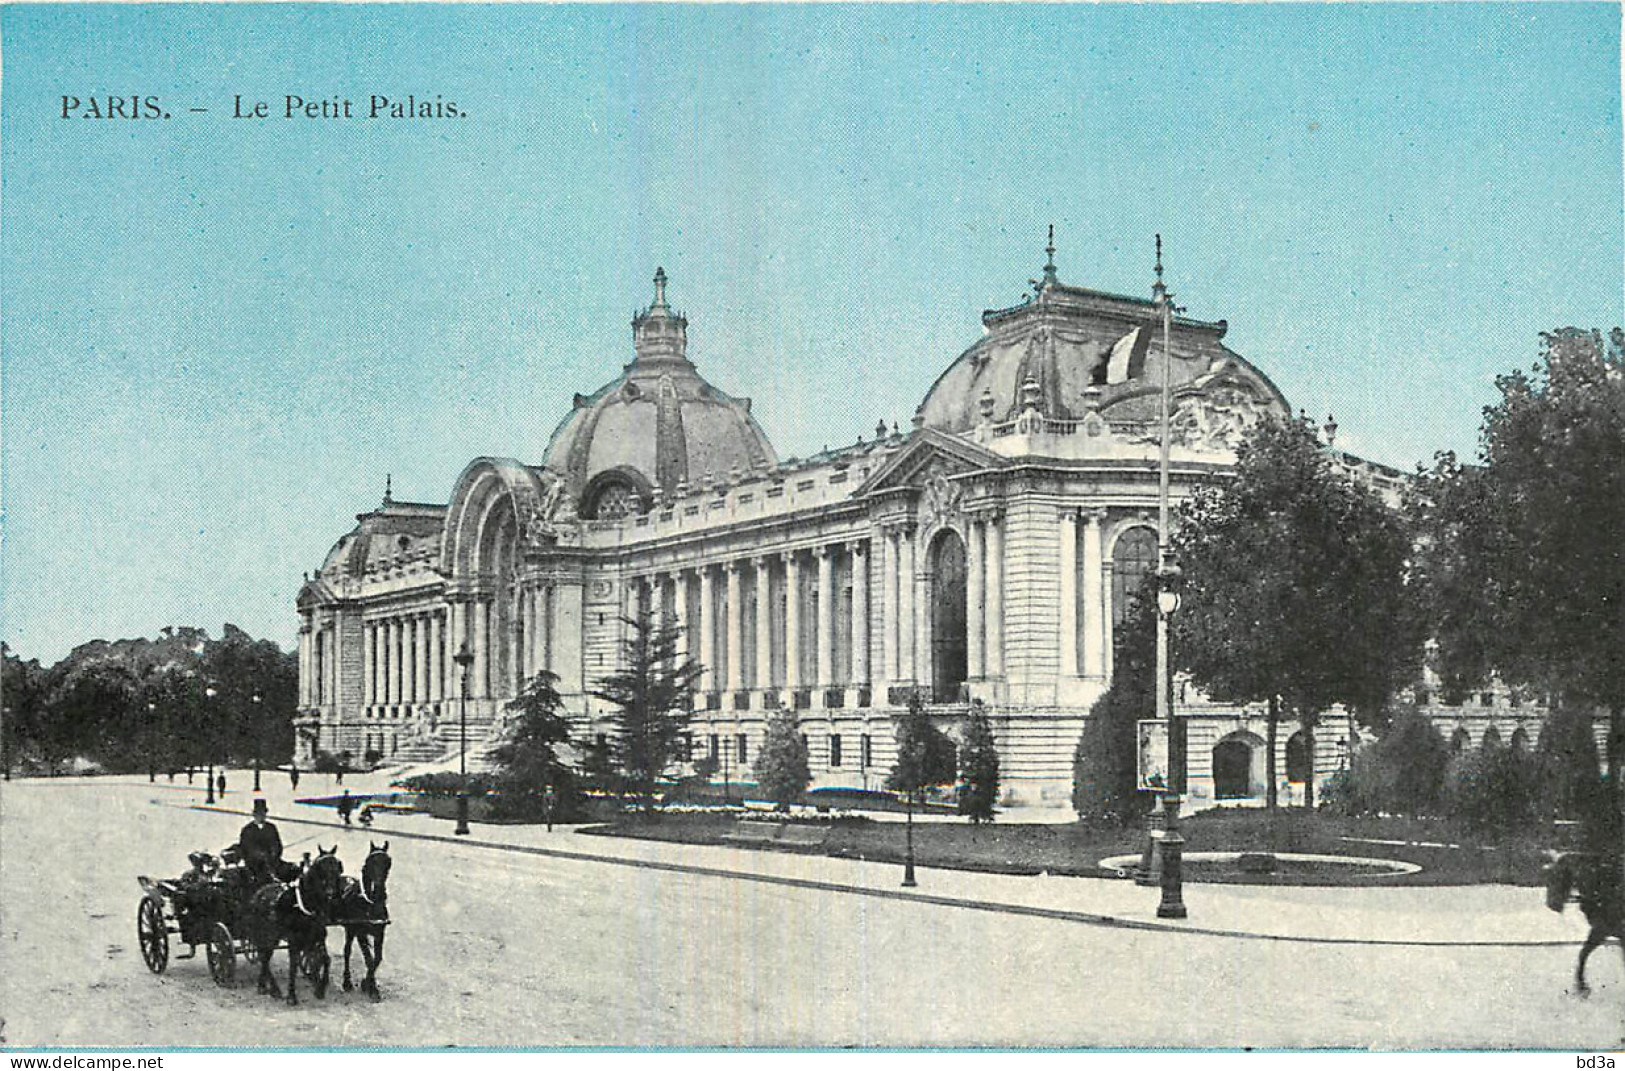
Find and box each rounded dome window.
[581,468,651,520]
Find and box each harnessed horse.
[242,846,343,1004]
[1545,850,1625,997]
[337,841,392,1001]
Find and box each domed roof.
[916,237,1288,435]
[542,269,777,518]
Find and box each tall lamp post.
[204,685,218,804]
[250,693,263,791]
[1151,235,1188,920]
[147,702,158,782]
[453,641,474,836]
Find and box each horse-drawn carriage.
[136,847,331,989]
[136,841,391,1003]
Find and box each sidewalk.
[165,770,1592,951]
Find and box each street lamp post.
[147,702,158,782]
[1151,235,1188,920]
[204,685,218,804]
[251,693,263,792]
[902,790,918,888]
[453,641,474,836]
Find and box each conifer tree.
[754,709,811,811]
[957,701,1001,823]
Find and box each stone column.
[673,571,689,663]
[881,529,898,686]
[849,541,869,685]
[1059,508,1079,678]
[328,622,340,711]
[473,600,490,698]
[817,545,836,687]
[415,614,430,702]
[754,557,774,695]
[1082,510,1106,679]
[430,611,445,700]
[449,601,467,698]
[553,582,584,695]
[967,519,985,680]
[898,529,916,683]
[986,516,1004,677]
[913,535,930,690]
[377,620,391,706]
[297,628,310,707]
[726,561,745,693]
[698,566,716,693]
[530,586,546,682]
[784,551,802,692]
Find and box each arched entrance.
[1213,732,1264,800]
[1285,731,1312,784]
[930,529,968,701]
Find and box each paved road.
[1,775,1620,1048]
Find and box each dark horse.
[1545,850,1625,997]
[242,846,344,1004]
[337,841,392,1001]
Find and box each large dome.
[542,269,778,519]
[916,244,1287,434]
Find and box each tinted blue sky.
[3,3,1621,663]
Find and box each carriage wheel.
[136,898,168,974]
[205,922,236,987]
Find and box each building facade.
[296,246,1371,807]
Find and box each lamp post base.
[454,792,471,836]
[1156,793,1188,919]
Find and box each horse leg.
[363,928,382,1001]
[285,942,300,1005]
[343,928,355,991]
[1574,927,1604,997]
[259,945,282,999]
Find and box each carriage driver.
[239,798,297,885]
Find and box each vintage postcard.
[2,3,1622,1055]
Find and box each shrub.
[1444,744,1545,833]
[754,710,811,810]
[1322,707,1449,817]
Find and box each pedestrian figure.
[186,768,194,784]
[337,789,354,827]
[217,772,227,797]
[290,766,301,791]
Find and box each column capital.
[846,538,868,557]
[818,542,842,558]
[1083,506,1108,525]
[752,555,775,570]
[1057,505,1080,523]
[726,558,748,574]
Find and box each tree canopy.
[956,701,1001,823]
[1411,328,1624,819]
[885,692,956,801]
[1173,415,1422,808]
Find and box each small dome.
[542,269,777,518]
[916,245,1284,434]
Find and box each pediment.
[853,427,1005,497]
[297,578,339,610]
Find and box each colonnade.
[1057,508,1109,680]
[362,609,449,708]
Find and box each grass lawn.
[580,807,1582,886]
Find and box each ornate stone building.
[296,245,1374,807]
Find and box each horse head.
[363,842,392,903]
[303,845,345,910]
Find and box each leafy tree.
[1073,596,1156,822]
[885,692,956,801]
[1412,328,1625,830]
[1444,742,1545,834]
[2,644,47,776]
[588,610,703,811]
[956,701,1001,823]
[1173,415,1422,810]
[754,710,811,811]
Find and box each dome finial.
[652,266,669,310]
[1042,224,1058,286]
[383,472,393,505]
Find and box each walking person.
[337,788,354,827]
[217,771,227,798]
[289,765,301,791]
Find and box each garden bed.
[581,807,1576,886]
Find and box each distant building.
[297,243,1406,807]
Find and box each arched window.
[585,478,638,520]
[1451,727,1470,752]
[929,529,968,701]
[1112,527,1158,624]
[1480,725,1502,752]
